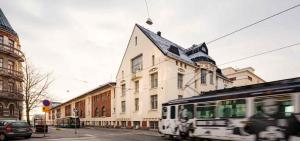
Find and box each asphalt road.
[11,127,167,141]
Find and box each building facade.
[47,82,116,127]
[0,9,24,120]
[115,24,231,129]
[222,67,265,87]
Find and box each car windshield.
[11,122,28,127]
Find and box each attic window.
[135,36,137,46]
[168,45,180,56]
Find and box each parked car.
[0,120,32,141]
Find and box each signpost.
[73,108,78,134]
[42,99,51,137]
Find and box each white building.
[115,24,231,129]
[222,67,265,87]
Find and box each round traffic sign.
[42,100,51,106]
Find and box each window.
[0,58,3,68]
[101,106,106,117]
[162,107,167,119]
[9,104,14,116]
[170,106,176,119]
[0,103,3,116]
[151,95,158,109]
[209,71,213,84]
[65,105,71,117]
[150,73,158,88]
[218,99,246,118]
[194,80,198,89]
[184,64,187,69]
[248,76,253,81]
[178,95,183,99]
[135,81,139,93]
[95,107,99,117]
[196,103,216,119]
[0,36,3,43]
[8,82,14,92]
[176,61,178,66]
[121,101,126,113]
[121,70,124,79]
[8,61,14,70]
[180,62,183,67]
[179,104,194,119]
[201,69,206,84]
[135,98,139,111]
[152,55,155,66]
[0,80,3,91]
[177,73,183,89]
[135,36,137,46]
[121,84,126,96]
[131,55,142,73]
[255,97,294,117]
[149,121,158,129]
[229,77,236,81]
[8,39,14,47]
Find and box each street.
[12,127,166,141]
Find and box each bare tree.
[23,60,53,125]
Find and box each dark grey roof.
[0,8,18,36]
[136,24,215,66]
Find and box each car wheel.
[0,134,7,141]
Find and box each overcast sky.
[1,0,300,104]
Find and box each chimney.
[157,31,161,36]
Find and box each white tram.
[159,77,300,141]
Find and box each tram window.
[218,99,246,118]
[196,106,215,119]
[162,107,167,119]
[255,97,293,117]
[170,106,176,119]
[179,104,194,119]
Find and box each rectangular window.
[248,76,253,81]
[179,104,194,119]
[8,82,14,92]
[178,73,183,89]
[135,98,139,111]
[0,58,3,68]
[218,99,246,118]
[135,81,139,93]
[151,73,158,88]
[152,55,155,66]
[131,55,143,73]
[178,95,183,99]
[121,84,126,96]
[196,103,216,119]
[8,39,14,47]
[8,61,14,70]
[170,106,176,119]
[0,80,3,91]
[162,107,167,119]
[209,71,214,84]
[135,36,137,46]
[151,95,158,110]
[201,69,206,84]
[149,121,158,129]
[0,36,3,43]
[255,97,293,117]
[121,101,126,113]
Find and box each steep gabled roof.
[136,24,215,66]
[0,8,18,36]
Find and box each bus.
[55,116,80,128]
[159,77,300,141]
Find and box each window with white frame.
[135,81,139,93]
[135,98,139,111]
[121,101,126,113]
[121,84,126,96]
[151,95,158,110]
[178,73,183,89]
[151,73,158,88]
[131,55,143,73]
[201,69,207,84]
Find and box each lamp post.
[73,108,78,134]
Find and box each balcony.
[0,90,23,101]
[0,43,25,62]
[0,67,24,81]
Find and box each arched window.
[9,104,14,116]
[0,103,3,116]
[101,106,106,117]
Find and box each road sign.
[42,99,51,106]
[42,106,50,112]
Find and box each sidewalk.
[31,127,92,139]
